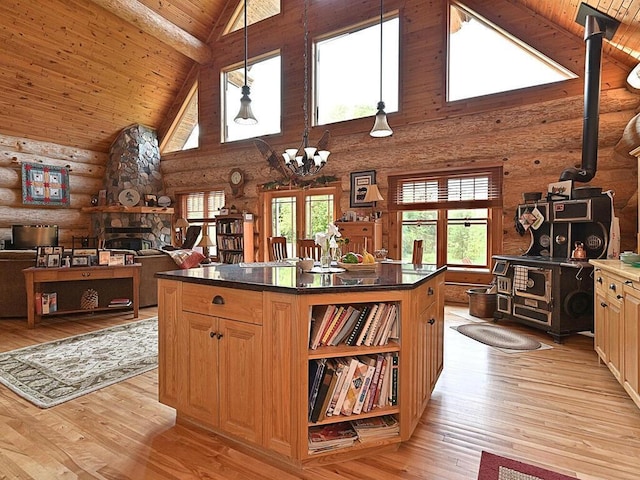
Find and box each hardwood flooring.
[1,306,639,479]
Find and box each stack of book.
[108,298,132,308]
[309,302,398,349]
[307,352,399,423]
[307,422,358,454]
[351,415,399,441]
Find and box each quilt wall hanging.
[21,162,70,207]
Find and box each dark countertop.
[155,262,446,294]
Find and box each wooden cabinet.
[336,221,381,253]
[159,281,263,444]
[216,214,255,264]
[591,260,640,411]
[157,268,445,468]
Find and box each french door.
[260,185,340,260]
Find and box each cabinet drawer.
[182,283,263,324]
[338,223,374,236]
[418,280,437,312]
[33,268,118,282]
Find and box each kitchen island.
[156,262,445,468]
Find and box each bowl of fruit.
[337,250,378,271]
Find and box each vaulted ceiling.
[1,0,640,153]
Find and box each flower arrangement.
[314,222,341,253]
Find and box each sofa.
[0,249,179,318]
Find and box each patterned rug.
[477,451,576,480]
[454,323,551,353]
[0,318,157,408]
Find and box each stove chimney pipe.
[559,4,620,183]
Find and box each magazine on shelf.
[308,422,358,453]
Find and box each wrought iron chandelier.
[282,0,330,176]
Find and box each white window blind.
[388,167,502,211]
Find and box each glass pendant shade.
[235,86,257,125]
[370,101,393,137]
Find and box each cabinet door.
[218,318,263,444]
[594,290,608,363]
[606,299,623,381]
[429,278,445,392]
[158,279,181,408]
[183,311,219,426]
[623,288,640,405]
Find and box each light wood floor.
[1,306,640,479]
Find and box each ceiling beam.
[88,0,212,64]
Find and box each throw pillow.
[166,249,206,269]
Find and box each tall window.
[177,191,226,255]
[315,15,399,125]
[161,83,199,154]
[448,2,576,101]
[222,53,281,142]
[389,167,502,281]
[262,186,340,259]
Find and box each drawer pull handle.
[428,287,434,295]
[82,272,91,277]
[600,302,608,308]
[609,284,616,291]
[597,277,603,284]
[625,280,633,285]
[212,295,225,305]
[617,295,623,300]
[210,331,216,338]
[428,318,436,325]
[216,333,223,339]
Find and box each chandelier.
[234,0,257,125]
[370,0,393,137]
[282,0,330,176]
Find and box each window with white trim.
[177,191,226,255]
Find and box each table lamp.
[175,217,189,244]
[197,224,214,258]
[363,184,384,219]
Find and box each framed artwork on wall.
[350,170,376,208]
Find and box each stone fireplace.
[89,124,172,249]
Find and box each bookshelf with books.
[215,214,254,264]
[157,263,445,469]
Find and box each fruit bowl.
[337,261,378,271]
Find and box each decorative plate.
[118,188,140,207]
[157,195,171,207]
[337,261,378,271]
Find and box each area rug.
[454,323,551,353]
[0,318,157,408]
[478,451,576,479]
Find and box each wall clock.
[229,168,245,197]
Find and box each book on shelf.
[308,422,358,453]
[325,306,355,346]
[345,305,371,346]
[374,354,391,409]
[329,307,361,346]
[309,305,336,349]
[364,353,385,413]
[310,362,336,423]
[308,358,327,420]
[390,352,399,406]
[363,303,388,346]
[352,356,377,415]
[319,305,346,346]
[108,298,132,307]
[41,292,57,314]
[333,357,359,416]
[326,359,350,417]
[340,358,370,416]
[315,363,339,423]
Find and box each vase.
[320,250,331,269]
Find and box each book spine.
[345,306,370,346]
[365,354,385,412]
[390,352,399,406]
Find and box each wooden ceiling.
[2,0,640,153]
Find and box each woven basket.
[80,289,99,309]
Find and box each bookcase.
[215,214,254,263]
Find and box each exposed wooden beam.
[88,0,212,64]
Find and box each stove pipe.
[559,5,620,183]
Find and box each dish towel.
[513,266,530,291]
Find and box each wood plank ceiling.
[1,0,640,153]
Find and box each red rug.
[478,451,576,480]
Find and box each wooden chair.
[412,239,424,264]
[268,236,288,261]
[298,239,322,261]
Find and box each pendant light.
[234,0,257,125]
[370,0,393,137]
[282,0,330,176]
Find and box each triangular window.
[224,0,280,34]
[448,3,577,101]
[161,82,199,153]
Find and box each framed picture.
[144,194,157,207]
[71,255,89,267]
[46,254,61,268]
[125,253,135,265]
[547,180,572,201]
[350,170,376,208]
[99,250,111,266]
[109,254,125,266]
[73,248,98,257]
[36,255,47,268]
[52,246,63,255]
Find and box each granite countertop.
[155,262,446,294]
